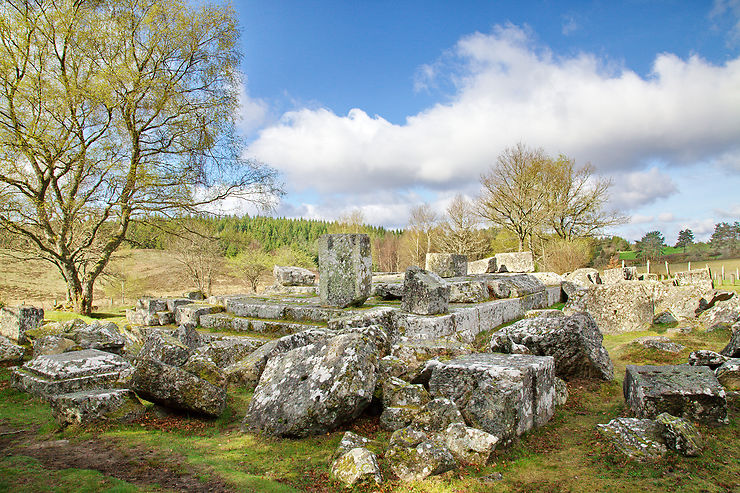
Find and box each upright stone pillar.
[425,253,467,278]
[0,306,44,344]
[319,234,372,308]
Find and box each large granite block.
[494,252,534,273]
[1,305,44,343]
[425,253,467,278]
[11,349,132,398]
[318,234,372,308]
[428,353,555,444]
[401,266,450,315]
[623,365,727,425]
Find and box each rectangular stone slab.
[11,349,132,398]
[623,364,728,425]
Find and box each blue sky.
[229,0,740,243]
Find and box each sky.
[228,0,740,243]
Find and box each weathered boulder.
[699,296,740,331]
[490,274,546,297]
[634,336,685,354]
[425,253,467,278]
[0,335,26,362]
[410,397,466,433]
[224,329,333,388]
[494,252,534,273]
[448,280,489,303]
[674,268,713,290]
[467,257,497,275]
[183,290,205,300]
[554,377,568,406]
[653,284,718,319]
[243,332,378,437]
[48,388,145,426]
[182,353,226,389]
[688,350,728,369]
[11,349,133,398]
[382,377,430,408]
[0,305,44,343]
[139,330,193,367]
[386,427,456,482]
[655,412,703,456]
[196,336,264,368]
[653,311,678,325]
[715,358,740,390]
[331,447,382,486]
[66,322,126,354]
[130,356,227,417]
[428,353,555,443]
[488,312,613,380]
[623,364,728,425]
[371,282,404,300]
[565,268,602,286]
[273,265,316,286]
[401,266,450,315]
[330,431,381,462]
[33,335,80,358]
[597,418,667,461]
[721,324,740,357]
[531,271,565,286]
[175,304,221,328]
[380,407,420,431]
[391,339,473,374]
[564,281,655,333]
[601,267,638,284]
[318,234,372,308]
[525,309,565,319]
[174,324,203,350]
[441,422,499,465]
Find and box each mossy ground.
[1,313,738,492]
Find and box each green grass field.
[1,312,738,492]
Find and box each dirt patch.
[7,433,234,492]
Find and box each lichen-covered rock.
[139,330,193,367]
[338,324,392,357]
[623,364,728,425]
[494,252,534,273]
[198,313,233,331]
[554,377,568,406]
[525,309,565,319]
[391,339,473,374]
[371,282,404,300]
[33,335,80,358]
[196,336,263,368]
[674,268,713,289]
[425,253,467,278]
[531,271,565,286]
[486,279,512,299]
[488,334,531,355]
[318,234,372,308]
[565,268,602,286]
[688,350,728,369]
[653,284,718,320]
[0,335,26,362]
[401,266,450,315]
[382,377,430,408]
[273,265,316,286]
[386,427,457,482]
[378,355,409,381]
[49,388,145,426]
[182,353,226,388]
[634,336,685,353]
[243,332,378,437]
[440,422,498,465]
[488,312,613,380]
[174,324,203,350]
[0,305,44,343]
[183,290,205,301]
[468,257,497,275]
[655,413,703,456]
[130,357,226,417]
[331,431,381,462]
[224,329,332,389]
[428,354,555,443]
[331,447,382,486]
[597,418,667,461]
[602,267,637,284]
[11,349,133,398]
[715,358,740,390]
[653,311,678,325]
[721,326,740,358]
[380,406,420,431]
[410,398,465,433]
[449,280,490,303]
[699,296,740,331]
[175,304,222,328]
[66,322,126,354]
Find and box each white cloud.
[236,81,269,136]
[607,167,678,211]
[657,212,676,222]
[711,0,740,45]
[714,203,740,218]
[247,24,740,202]
[561,15,578,35]
[630,214,655,224]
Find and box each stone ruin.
[4,237,738,485]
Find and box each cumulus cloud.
[607,167,678,211]
[247,24,740,200]
[236,81,269,135]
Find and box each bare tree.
[0,1,280,313]
[547,156,626,240]
[435,194,489,260]
[168,220,223,297]
[405,203,437,267]
[477,143,552,251]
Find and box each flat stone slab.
[428,353,555,444]
[226,298,340,323]
[597,418,667,461]
[49,388,145,426]
[624,365,728,425]
[1,305,44,343]
[11,349,133,398]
